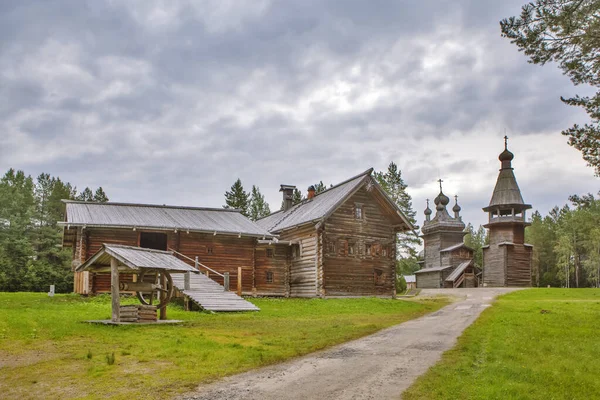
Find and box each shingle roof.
[445,260,473,282]
[62,201,274,238]
[76,244,198,273]
[256,170,371,232]
[256,168,413,233]
[484,166,531,212]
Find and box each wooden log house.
[61,168,414,298]
[256,169,413,297]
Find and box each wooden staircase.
[171,273,259,312]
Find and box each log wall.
[254,243,290,296]
[482,244,506,286]
[506,244,532,286]
[322,187,396,297]
[416,271,442,288]
[279,225,319,297]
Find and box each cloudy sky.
[1,0,597,229]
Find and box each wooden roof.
[76,244,198,273]
[60,201,274,238]
[256,168,414,233]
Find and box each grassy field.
[403,289,600,400]
[0,293,446,399]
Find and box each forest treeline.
[527,193,600,288]
[0,168,108,292]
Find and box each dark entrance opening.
[139,232,168,251]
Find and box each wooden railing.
[168,248,231,292]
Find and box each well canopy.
[76,244,198,274]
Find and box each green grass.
[0,293,446,399]
[403,289,600,400]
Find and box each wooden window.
[365,244,372,256]
[207,247,213,255]
[374,243,380,257]
[382,247,387,257]
[374,269,384,285]
[354,203,364,220]
[292,244,299,259]
[327,241,336,255]
[266,248,274,258]
[139,232,167,251]
[348,243,355,256]
[339,240,348,256]
[266,271,273,283]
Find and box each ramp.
[171,272,259,312]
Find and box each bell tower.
[482,137,533,287]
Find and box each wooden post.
[159,273,167,320]
[110,257,120,323]
[205,270,209,278]
[224,272,230,292]
[184,271,190,290]
[195,256,199,270]
[237,267,242,296]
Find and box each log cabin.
[61,168,414,298]
[256,168,414,297]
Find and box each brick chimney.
[307,185,316,199]
[280,185,296,211]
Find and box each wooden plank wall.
[254,244,290,296]
[416,271,442,288]
[322,187,396,297]
[279,225,318,297]
[506,245,532,286]
[482,245,506,286]
[177,232,255,293]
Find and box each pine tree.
[374,162,420,258]
[249,186,271,221]
[312,181,328,194]
[224,179,250,217]
[463,223,487,269]
[501,1,600,175]
[0,169,36,291]
[77,187,94,201]
[93,187,109,203]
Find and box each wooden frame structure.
[76,244,197,323]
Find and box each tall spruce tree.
[224,178,250,217]
[463,223,487,269]
[249,185,271,221]
[374,162,420,258]
[93,187,109,203]
[0,169,35,291]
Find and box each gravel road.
[179,288,520,400]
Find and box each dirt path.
[179,288,520,400]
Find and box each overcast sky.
[1,0,598,230]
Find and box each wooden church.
[415,182,479,288]
[481,138,533,287]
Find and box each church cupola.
[483,136,532,224]
[424,199,432,222]
[453,195,461,219]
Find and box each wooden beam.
[159,273,167,320]
[237,266,242,296]
[110,257,120,322]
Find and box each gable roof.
[60,201,274,238]
[256,168,414,233]
[76,244,198,273]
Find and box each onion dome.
[423,199,433,217]
[435,192,449,211]
[499,135,514,169]
[452,196,461,213]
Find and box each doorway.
[139,232,168,251]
